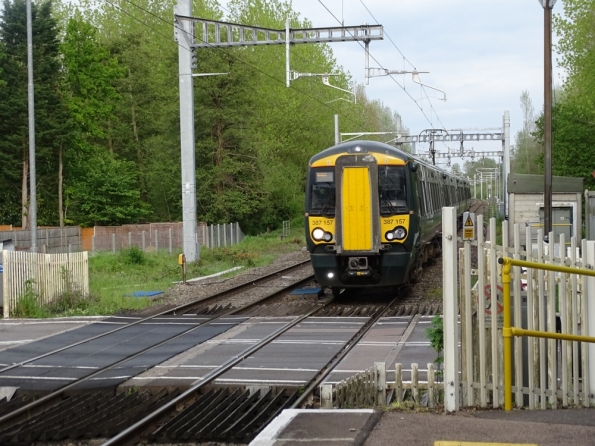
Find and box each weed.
[121,246,148,265]
[426,314,444,372]
[13,280,50,318]
[428,287,443,299]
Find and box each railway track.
[0,261,315,438]
[0,260,437,444]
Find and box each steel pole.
[543,2,553,239]
[26,0,37,252]
[334,114,339,145]
[176,0,198,261]
[286,18,290,87]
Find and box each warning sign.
[483,284,504,315]
[483,284,504,328]
[462,212,475,241]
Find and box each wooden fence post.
[395,363,403,402]
[375,362,386,405]
[320,384,333,409]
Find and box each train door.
[334,154,380,255]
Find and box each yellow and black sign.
[463,212,475,241]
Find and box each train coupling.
[346,257,371,277]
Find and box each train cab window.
[309,169,335,217]
[378,166,408,215]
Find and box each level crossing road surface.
[0,313,436,393]
[0,315,247,391]
[324,314,436,386]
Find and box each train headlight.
[385,231,395,241]
[323,232,333,242]
[312,228,325,241]
[394,226,407,240]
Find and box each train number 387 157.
[311,219,333,226]
[383,218,406,225]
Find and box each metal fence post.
[128,232,132,247]
[92,235,95,253]
[142,231,146,251]
[112,233,116,254]
[169,228,172,255]
[155,230,159,251]
[443,206,460,412]
[224,224,227,247]
[210,225,214,249]
[587,241,595,406]
[217,224,221,247]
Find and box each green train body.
[305,140,470,294]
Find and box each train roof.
[308,140,412,165]
[308,140,469,184]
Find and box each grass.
[11,225,306,318]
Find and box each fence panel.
[0,227,81,253]
[2,250,89,318]
[453,217,594,410]
[90,222,244,253]
[321,362,442,409]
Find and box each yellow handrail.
[499,256,595,411]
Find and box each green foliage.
[425,314,444,366]
[13,280,50,318]
[530,0,595,191]
[120,246,148,265]
[67,151,150,226]
[510,90,542,175]
[0,0,66,226]
[1,0,406,232]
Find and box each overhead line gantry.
[174,0,383,261]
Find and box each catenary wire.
[109,0,396,132]
[316,0,438,129]
[357,0,449,133]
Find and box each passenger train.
[305,140,470,295]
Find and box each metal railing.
[499,256,595,411]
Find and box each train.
[305,140,471,295]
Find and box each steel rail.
[0,260,311,376]
[169,259,312,314]
[0,263,314,428]
[290,295,400,409]
[101,296,337,446]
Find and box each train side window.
[418,178,426,217]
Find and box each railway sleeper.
[181,388,244,439]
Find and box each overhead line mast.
[174,0,383,262]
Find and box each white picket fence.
[320,362,443,408]
[2,250,89,317]
[445,210,595,410]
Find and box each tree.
[60,15,123,226]
[0,0,66,227]
[67,150,149,226]
[510,90,542,175]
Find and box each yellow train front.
[305,140,469,295]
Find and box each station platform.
[251,407,595,446]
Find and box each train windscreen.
[309,169,335,217]
[378,166,408,215]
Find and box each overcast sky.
[221,1,566,167]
